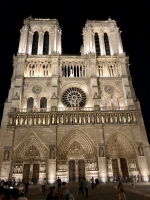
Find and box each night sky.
[0,0,150,140]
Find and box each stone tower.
[0,17,149,183]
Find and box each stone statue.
[133,113,137,123]
[127,113,131,123]
[57,115,60,124]
[47,115,50,125]
[70,68,74,77]
[127,91,131,98]
[91,114,94,123]
[52,115,55,124]
[50,148,55,159]
[13,165,18,174]
[65,115,69,124]
[138,146,144,156]
[101,115,105,124]
[74,114,77,124]
[83,115,86,124]
[60,114,64,124]
[96,114,99,123]
[107,158,112,164]
[16,116,19,126]
[110,114,113,123]
[87,114,90,123]
[114,114,118,123]
[122,114,126,123]
[118,114,122,123]
[9,116,13,125]
[99,147,104,157]
[70,114,73,124]
[78,114,82,124]
[105,114,109,123]
[4,150,9,161]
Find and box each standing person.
[41,178,46,194]
[91,177,94,189]
[57,177,61,192]
[84,178,88,197]
[25,182,29,195]
[117,182,126,200]
[95,178,100,189]
[79,178,84,196]
[46,186,58,200]
[58,182,69,200]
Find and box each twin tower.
[0,17,149,184]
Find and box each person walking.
[79,178,84,196]
[46,186,58,200]
[57,177,61,192]
[84,178,88,197]
[117,182,126,200]
[91,177,94,189]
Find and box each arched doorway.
[13,131,48,183]
[57,129,97,181]
[106,132,138,180]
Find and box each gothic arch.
[13,131,49,163]
[57,129,97,160]
[105,131,136,159]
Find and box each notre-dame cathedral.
[0,17,150,183]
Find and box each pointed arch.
[32,31,39,55]
[43,31,49,55]
[13,131,49,162]
[105,131,136,158]
[104,33,110,55]
[57,129,97,160]
[40,97,47,108]
[27,97,34,108]
[94,33,101,55]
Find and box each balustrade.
[8,111,137,126]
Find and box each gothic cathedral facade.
[0,17,150,183]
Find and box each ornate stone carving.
[128,158,138,171]
[99,147,104,157]
[104,85,114,94]
[32,85,42,94]
[50,148,55,159]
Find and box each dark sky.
[0,0,150,140]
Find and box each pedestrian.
[84,178,88,197]
[95,178,100,189]
[57,177,61,192]
[79,178,84,196]
[58,182,69,200]
[46,186,58,200]
[117,182,126,200]
[41,178,46,194]
[90,177,94,189]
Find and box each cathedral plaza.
[0,17,150,186]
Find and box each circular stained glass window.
[62,87,86,107]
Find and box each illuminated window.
[104,33,110,55]
[40,97,47,108]
[94,33,101,56]
[32,31,39,55]
[43,31,49,55]
[27,97,34,108]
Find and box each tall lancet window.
[94,33,101,55]
[27,97,34,108]
[32,31,39,55]
[43,31,49,55]
[104,33,110,55]
[101,97,107,110]
[40,97,47,108]
[111,96,119,110]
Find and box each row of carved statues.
[8,112,137,126]
[13,164,46,174]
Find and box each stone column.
[27,31,34,55]
[138,156,149,181]
[99,33,105,55]
[54,26,57,52]
[38,32,44,55]
[29,164,33,182]
[18,25,29,54]
[47,159,56,184]
[117,28,123,54]
[98,157,107,182]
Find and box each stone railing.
[10,106,134,113]
[8,111,137,126]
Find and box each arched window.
[111,96,119,110]
[40,97,47,108]
[94,33,101,55]
[32,31,39,55]
[104,33,110,55]
[27,97,34,108]
[43,31,49,55]
[101,97,107,110]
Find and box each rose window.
[62,87,86,107]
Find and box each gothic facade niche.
[13,131,49,165]
[57,129,97,171]
[3,147,12,161]
[106,132,136,159]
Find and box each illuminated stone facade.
[0,17,150,183]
